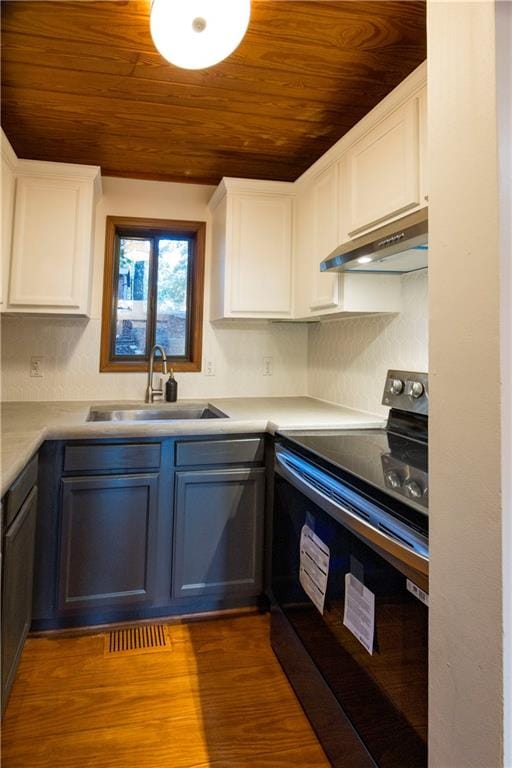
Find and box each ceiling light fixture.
[150,0,251,70]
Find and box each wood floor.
[1,612,331,767]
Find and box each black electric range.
[270,370,429,768]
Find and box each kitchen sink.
[86,404,228,422]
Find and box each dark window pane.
[156,238,190,357]
[114,238,150,356]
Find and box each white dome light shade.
[150,0,251,70]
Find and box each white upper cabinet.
[345,97,420,236]
[293,160,402,319]
[291,63,426,319]
[2,150,101,316]
[418,87,428,204]
[1,133,17,308]
[309,164,341,311]
[209,178,294,320]
[293,162,342,316]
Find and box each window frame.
[100,216,205,373]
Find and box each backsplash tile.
[0,316,308,401]
[1,273,427,407]
[307,271,428,415]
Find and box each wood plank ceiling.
[1,0,426,185]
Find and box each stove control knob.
[385,470,403,489]
[404,480,423,499]
[389,378,404,395]
[409,381,424,399]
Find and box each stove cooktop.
[278,427,428,514]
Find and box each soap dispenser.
[165,369,178,402]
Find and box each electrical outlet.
[263,356,273,376]
[30,356,44,378]
[205,360,216,376]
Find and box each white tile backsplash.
[0,272,427,406]
[0,316,308,401]
[307,270,428,415]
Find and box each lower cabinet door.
[58,474,159,612]
[173,468,265,599]
[2,486,38,713]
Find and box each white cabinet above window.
[209,178,294,320]
[2,150,101,316]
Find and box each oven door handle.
[275,449,429,577]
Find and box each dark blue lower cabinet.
[32,436,268,629]
[173,468,265,599]
[2,486,38,713]
[58,474,159,612]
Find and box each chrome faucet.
[145,344,168,403]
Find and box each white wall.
[497,3,512,765]
[307,270,428,414]
[0,177,308,401]
[428,1,507,766]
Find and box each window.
[100,216,205,372]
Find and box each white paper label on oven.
[406,579,429,606]
[299,524,330,615]
[343,573,375,655]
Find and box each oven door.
[271,446,428,768]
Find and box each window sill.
[99,361,202,373]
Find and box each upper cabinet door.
[6,162,101,315]
[309,164,341,311]
[418,87,428,204]
[0,143,16,309]
[209,179,294,320]
[346,98,420,236]
[230,194,292,315]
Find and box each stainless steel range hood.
[320,208,428,275]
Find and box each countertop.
[1,397,383,497]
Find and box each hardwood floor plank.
[2,614,331,768]
[191,745,332,768]
[5,664,304,738]
[13,634,278,693]
[3,713,324,767]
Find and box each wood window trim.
[100,216,205,373]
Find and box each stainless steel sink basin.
[87,404,228,422]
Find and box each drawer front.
[5,454,38,529]
[64,443,161,473]
[175,438,264,467]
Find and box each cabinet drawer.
[175,438,264,467]
[4,454,38,529]
[64,443,161,473]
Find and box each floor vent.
[105,624,172,656]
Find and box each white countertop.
[1,397,383,497]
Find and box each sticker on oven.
[343,573,375,655]
[299,525,330,615]
[406,579,429,606]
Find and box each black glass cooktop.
[278,427,428,514]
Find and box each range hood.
[320,208,428,275]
